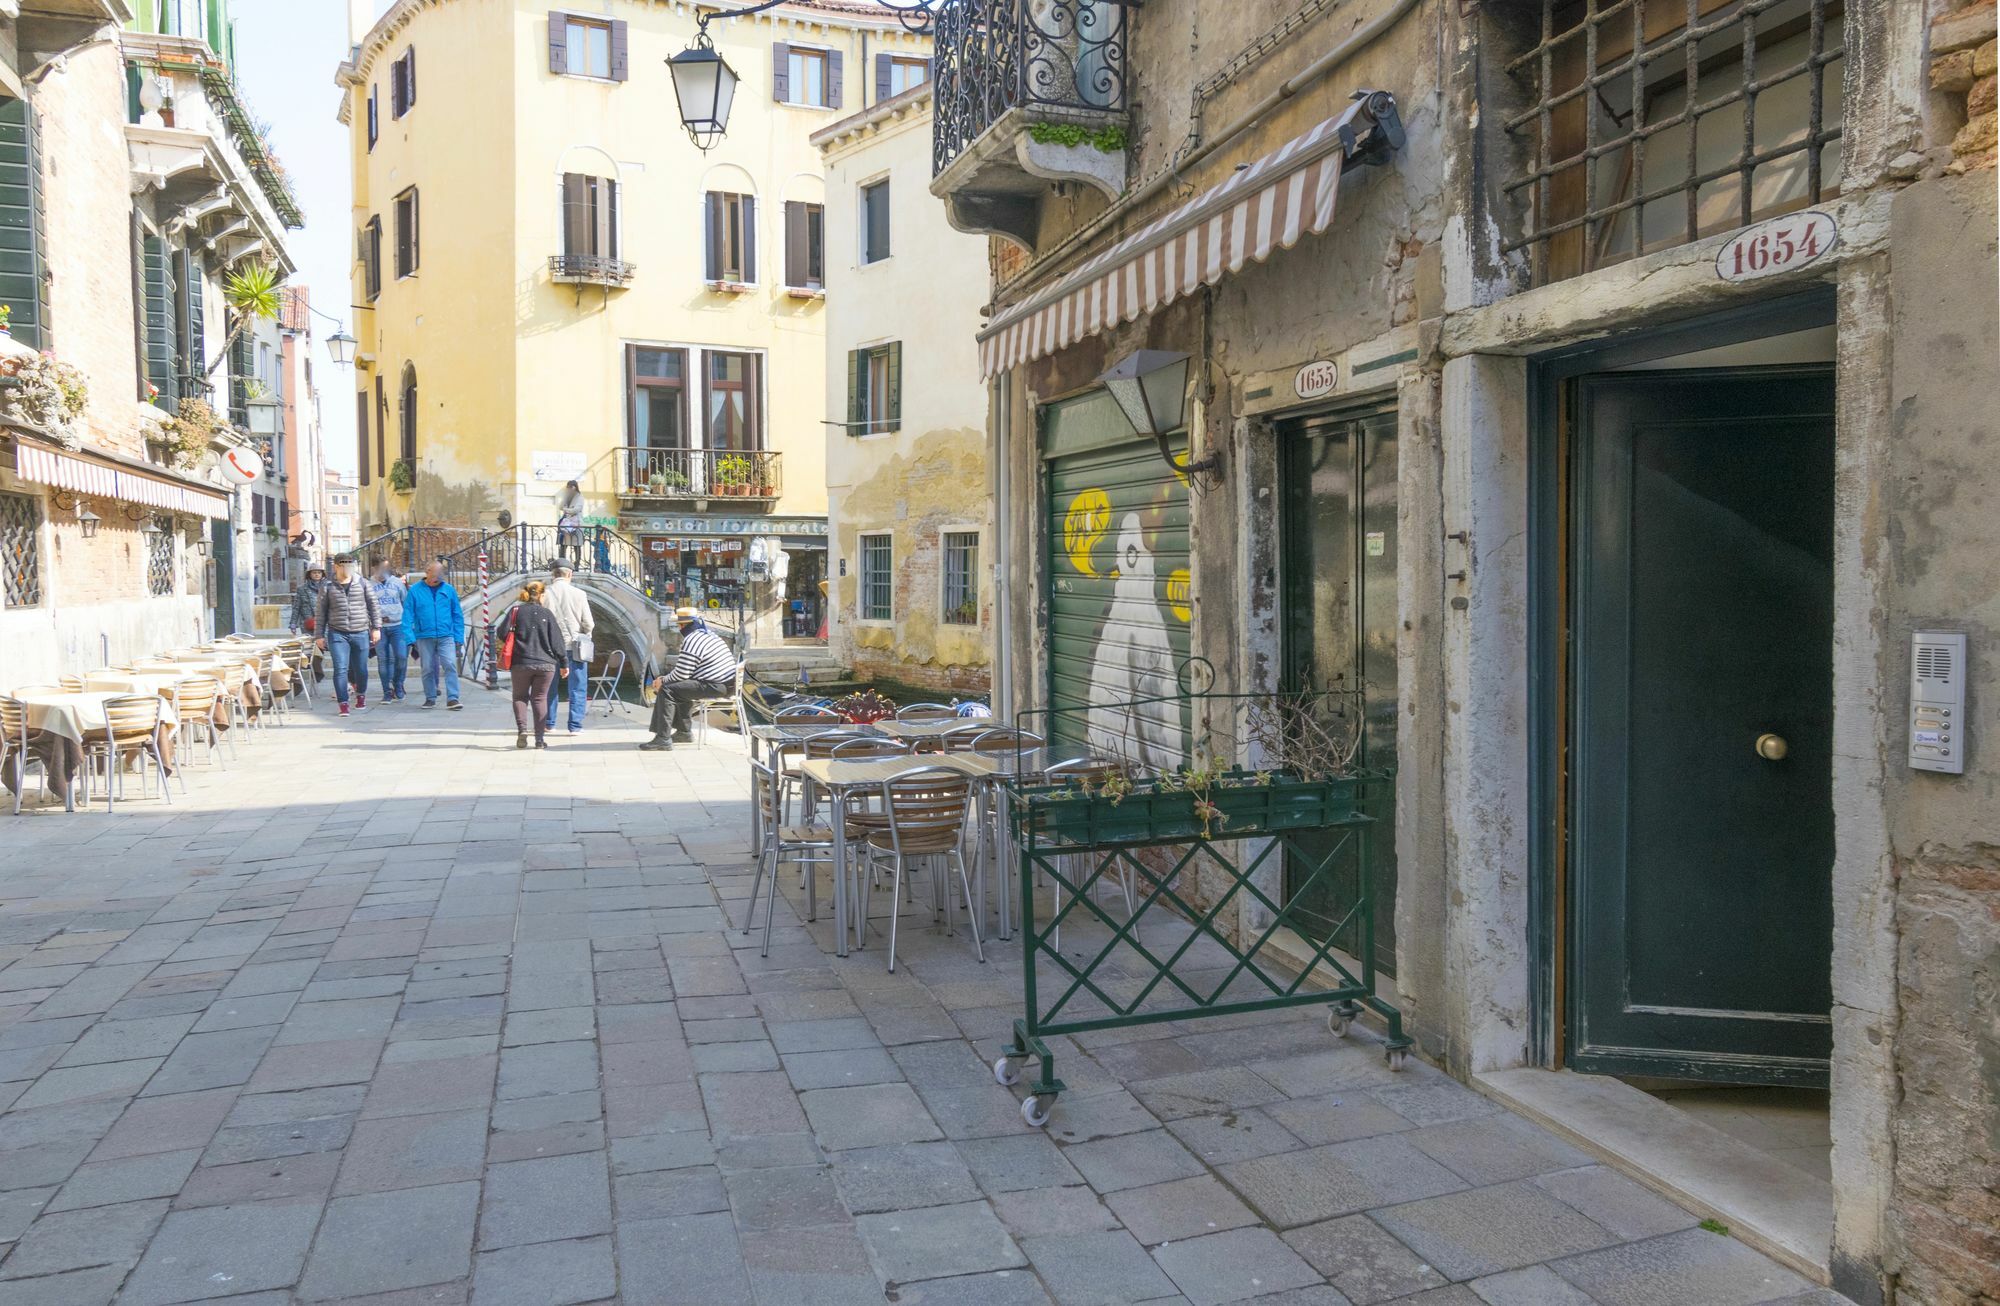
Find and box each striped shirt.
[671,628,737,684]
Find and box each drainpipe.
[1004,0,1423,300]
[991,375,1012,723]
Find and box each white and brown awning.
[13,440,231,520]
[977,96,1392,380]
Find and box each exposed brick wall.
[1932,2,1998,173]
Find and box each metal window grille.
[860,534,893,621]
[0,491,42,607]
[942,530,978,624]
[1502,0,1843,284]
[147,518,176,597]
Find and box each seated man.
[642,610,737,751]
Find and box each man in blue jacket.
[401,560,467,710]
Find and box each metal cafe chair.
[895,702,957,722]
[170,676,225,782]
[856,766,984,972]
[588,649,629,717]
[0,694,61,815]
[743,757,836,956]
[79,695,173,812]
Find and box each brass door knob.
[1756,733,1789,761]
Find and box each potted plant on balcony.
[749,456,774,498]
[715,456,751,497]
[158,397,224,470]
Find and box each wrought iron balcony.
[549,253,637,288]
[619,447,782,503]
[930,0,1129,250]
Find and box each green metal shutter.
[885,342,901,428]
[229,332,251,427]
[183,251,205,391]
[846,349,862,432]
[142,236,177,405]
[1045,437,1192,769]
[0,99,50,351]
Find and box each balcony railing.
[932,0,1127,177]
[550,253,637,287]
[620,447,783,501]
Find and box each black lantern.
[326,327,357,367]
[668,27,738,152]
[76,504,101,539]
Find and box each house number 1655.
[1716,211,1839,283]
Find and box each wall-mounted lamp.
[76,504,101,539]
[140,516,167,538]
[1097,349,1221,477]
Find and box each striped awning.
[14,442,231,520]
[978,100,1367,379]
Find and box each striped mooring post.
[479,546,497,690]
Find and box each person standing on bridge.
[402,560,465,711]
[370,558,411,703]
[541,563,594,735]
[641,610,737,751]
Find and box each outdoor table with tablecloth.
[4,690,131,805]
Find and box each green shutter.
[0,99,50,351]
[230,332,251,426]
[885,342,902,428]
[183,251,205,387]
[142,235,176,404]
[846,349,863,433]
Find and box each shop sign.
[630,514,828,536]
[1293,360,1339,401]
[640,535,744,556]
[531,450,587,482]
[1715,212,1838,284]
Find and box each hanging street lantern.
[668,24,738,153]
[326,326,357,367]
[76,503,101,539]
[1098,349,1222,478]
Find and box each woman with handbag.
[500,581,567,749]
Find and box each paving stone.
[1220,1136,1468,1229]
[472,1234,616,1306]
[118,1200,321,1305]
[609,1129,715,1175]
[495,1041,599,1100]
[1106,1174,1260,1246]
[500,1007,595,1047]
[801,1082,944,1151]
[782,1046,903,1090]
[1131,1067,1288,1122]
[485,1118,605,1163]
[1280,1214,1451,1303]
[890,1269,1056,1305]
[191,990,302,1032]
[53,1013,199,1067]
[1547,1227,1815,1306]
[243,1036,383,1092]
[336,1108,489,1194]
[361,1055,497,1118]
[1401,1115,1595,1187]
[1153,1227,1325,1305]
[175,1149,344,1207]
[740,1223,888,1306]
[299,1180,481,1300]
[1365,1078,1502,1128]
[1166,1109,1306,1165]
[10,1057,163,1109]
[855,1199,1027,1284]
[90,1088,237,1161]
[0,1196,166,1278]
[1263,1095,1416,1147]
[600,1039,695,1086]
[832,1140,982,1214]
[1371,1179,1620,1280]
[988,1185,1123,1239]
[1044,1088,1158,1143]
[690,1040,782,1074]
[1065,1128,1207,1193]
[1467,1265,1599,1306]
[44,1149,200,1212]
[616,1212,752,1302]
[1530,1165,1700,1241]
[723,1162,848,1231]
[0,1265,128,1306]
[956,1133,1087,1194]
[0,1187,53,1241]
[478,1150,614,1250]
[614,1165,730,1219]
[1021,1229,1180,1305]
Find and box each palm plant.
[203,262,285,377]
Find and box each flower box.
[1013,771,1372,849]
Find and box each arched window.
[399,364,417,464]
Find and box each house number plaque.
[1293,360,1339,400]
[1715,211,1839,284]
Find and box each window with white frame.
[942,531,978,625]
[859,533,893,622]
[565,16,613,78]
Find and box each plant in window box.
[714,455,752,496]
[947,599,978,626]
[158,397,223,469]
[388,458,415,493]
[0,351,89,447]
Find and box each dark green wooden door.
[1569,368,1834,1085]
[1281,407,1398,975]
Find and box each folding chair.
[589,649,629,716]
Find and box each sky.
[228,0,386,479]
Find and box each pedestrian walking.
[541,563,595,735]
[370,558,411,702]
[402,560,466,710]
[502,581,566,749]
[314,554,380,717]
[641,609,738,751]
[291,561,329,683]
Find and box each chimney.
[348,0,377,51]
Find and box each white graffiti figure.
[1083,511,1181,770]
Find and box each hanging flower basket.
[0,351,88,447]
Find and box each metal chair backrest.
[776,704,841,722]
[1044,757,1126,787]
[174,677,220,717]
[0,695,26,743]
[938,724,991,752]
[879,767,974,856]
[896,703,956,722]
[830,736,913,760]
[802,731,877,759]
[597,649,626,683]
[968,727,1045,754]
[58,674,85,693]
[749,756,783,826]
[100,694,162,743]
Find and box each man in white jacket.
[540,563,596,734]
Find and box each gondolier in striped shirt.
[641,609,739,751]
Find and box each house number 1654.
[1716,211,1839,283]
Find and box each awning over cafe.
[14,440,231,520]
[976,96,1390,380]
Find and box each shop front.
[625,512,828,643]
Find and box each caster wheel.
[993,1056,1021,1087]
[1326,1010,1351,1038]
[1021,1095,1053,1128]
[1386,1048,1410,1072]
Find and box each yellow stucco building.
[337,0,930,635]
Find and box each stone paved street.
[0,691,1850,1304]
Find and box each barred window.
[146,517,176,597]
[1504,0,1844,284]
[942,531,978,625]
[0,491,42,607]
[859,533,892,622]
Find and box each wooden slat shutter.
[886,341,901,428]
[827,49,843,108]
[357,389,371,485]
[404,50,416,109]
[230,332,251,425]
[741,195,756,283]
[771,42,790,102]
[784,201,806,288]
[375,373,387,474]
[390,58,403,116]
[185,252,205,383]
[609,20,628,81]
[561,173,585,256]
[704,193,723,280]
[548,12,568,74]
[875,52,891,102]
[0,99,48,351]
[367,86,378,148]
[598,180,618,260]
[846,349,862,432]
[142,235,175,405]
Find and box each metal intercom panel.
[1909,631,1967,775]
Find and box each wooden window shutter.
[367,86,378,147]
[561,173,585,255]
[357,389,371,485]
[548,12,568,74]
[0,99,48,351]
[771,42,790,103]
[375,373,387,474]
[827,49,843,108]
[409,190,419,272]
[741,195,756,283]
[704,193,723,280]
[142,234,175,403]
[846,349,863,431]
[404,50,416,109]
[875,52,891,102]
[784,201,806,288]
[599,180,618,260]
[185,252,205,376]
[609,20,628,81]
[886,341,902,427]
[390,58,404,116]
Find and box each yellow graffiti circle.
[1165,568,1192,622]
[1063,488,1112,577]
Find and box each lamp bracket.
[1156,433,1221,479]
